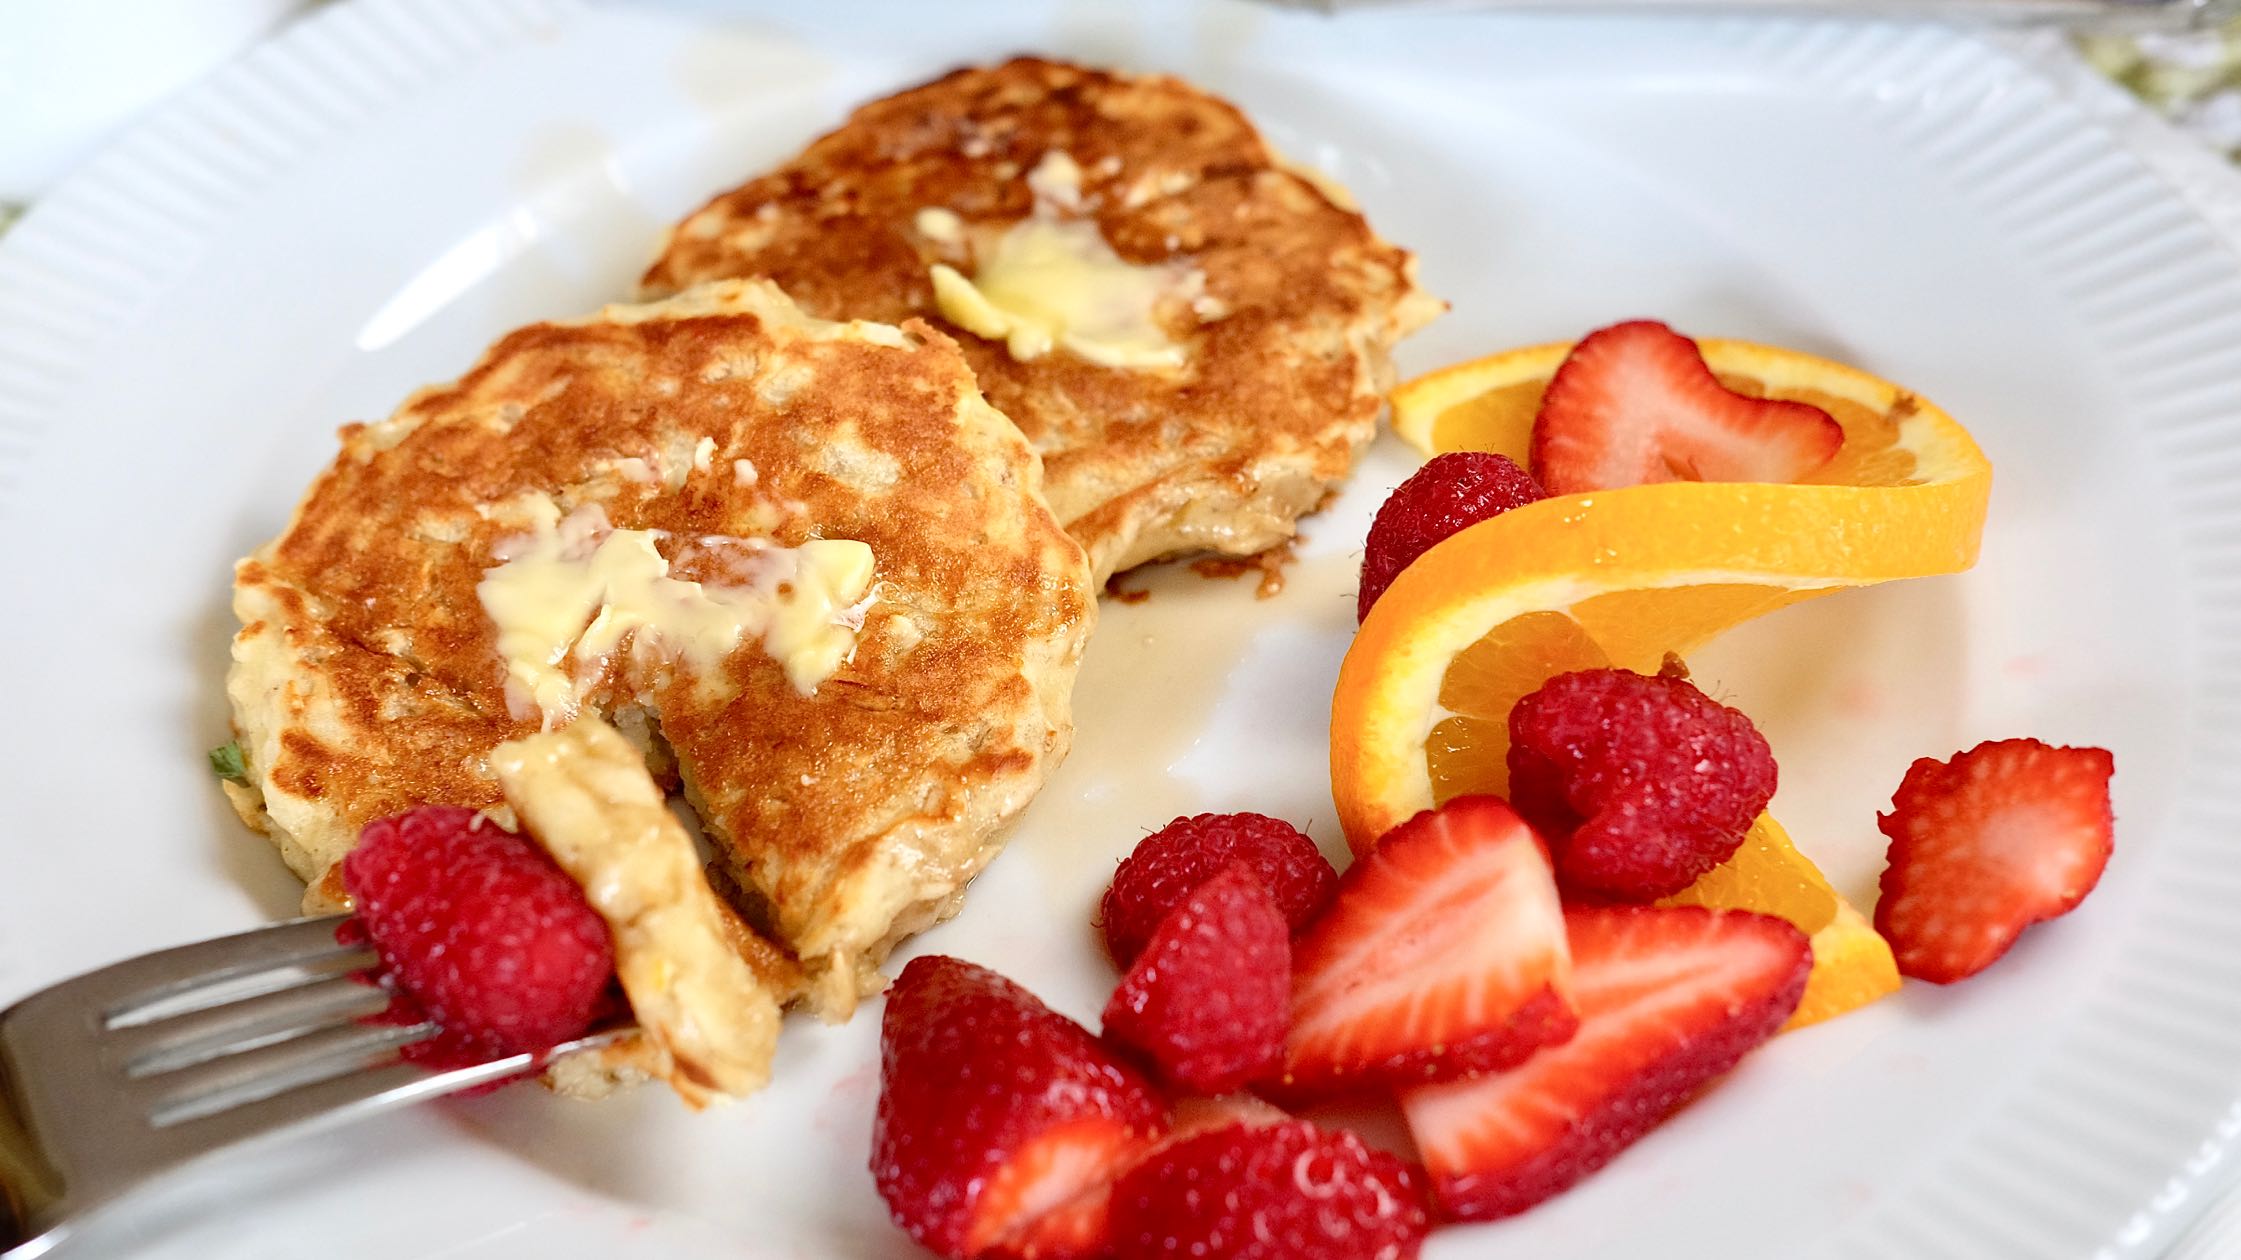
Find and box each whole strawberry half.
[1401,904,1810,1220]
[873,956,1168,1258]
[1103,865,1290,1094]
[1529,320,1843,494]
[1100,812,1337,968]
[1874,738,2115,983]
[1508,667,1778,901]
[1281,795,1576,1099]
[341,804,614,1065]
[1357,451,1545,621]
[1109,1120,1432,1260]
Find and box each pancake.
[226,278,1096,1019]
[494,718,781,1105]
[644,57,1442,583]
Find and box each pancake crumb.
[1104,573,1153,604]
[1189,537,1298,599]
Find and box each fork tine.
[164,1058,441,1145]
[104,975,396,1078]
[148,1023,636,1160]
[104,944,378,1031]
[138,1019,438,1128]
[84,917,365,1026]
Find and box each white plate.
[4,2,2240,1256]
[0,0,310,201]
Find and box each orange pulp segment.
[1661,814,1837,937]
[1789,902,1902,1030]
[1662,813,1898,1030]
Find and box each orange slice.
[1335,334,1987,1026]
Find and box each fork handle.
[1,1049,65,1255]
[0,1072,62,1255]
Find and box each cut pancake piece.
[225,279,1096,1019]
[493,718,782,1105]
[644,57,1442,583]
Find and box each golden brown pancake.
[226,279,1095,1018]
[644,57,1442,583]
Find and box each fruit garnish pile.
[868,321,2117,1257]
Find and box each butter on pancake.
[644,57,1443,584]
[475,503,875,725]
[928,152,1205,371]
[225,278,1095,1019]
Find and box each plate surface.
[3,2,2239,1256]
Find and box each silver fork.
[0,915,629,1259]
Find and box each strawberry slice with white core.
[1108,1120,1432,1260]
[982,1096,1296,1260]
[1281,795,1576,1098]
[871,956,1167,1258]
[970,1118,1148,1256]
[1401,904,1809,1221]
[978,1146,1125,1260]
[1169,1093,1292,1137]
[1529,320,1843,494]
[1874,738,2115,984]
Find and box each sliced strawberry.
[979,1173,1117,1260]
[1169,1092,1291,1138]
[1529,320,1843,494]
[1108,1120,1432,1260]
[1400,904,1810,1221]
[1874,738,2115,984]
[1280,796,1576,1099]
[873,957,1168,1258]
[1103,865,1289,1093]
[982,1097,1297,1259]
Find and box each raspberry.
[1103,866,1289,1093]
[1506,669,1776,901]
[1358,452,1545,621]
[1109,1120,1431,1260]
[342,805,615,1064]
[1100,813,1336,967]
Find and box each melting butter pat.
[760,536,875,691]
[931,217,1199,370]
[477,507,875,725]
